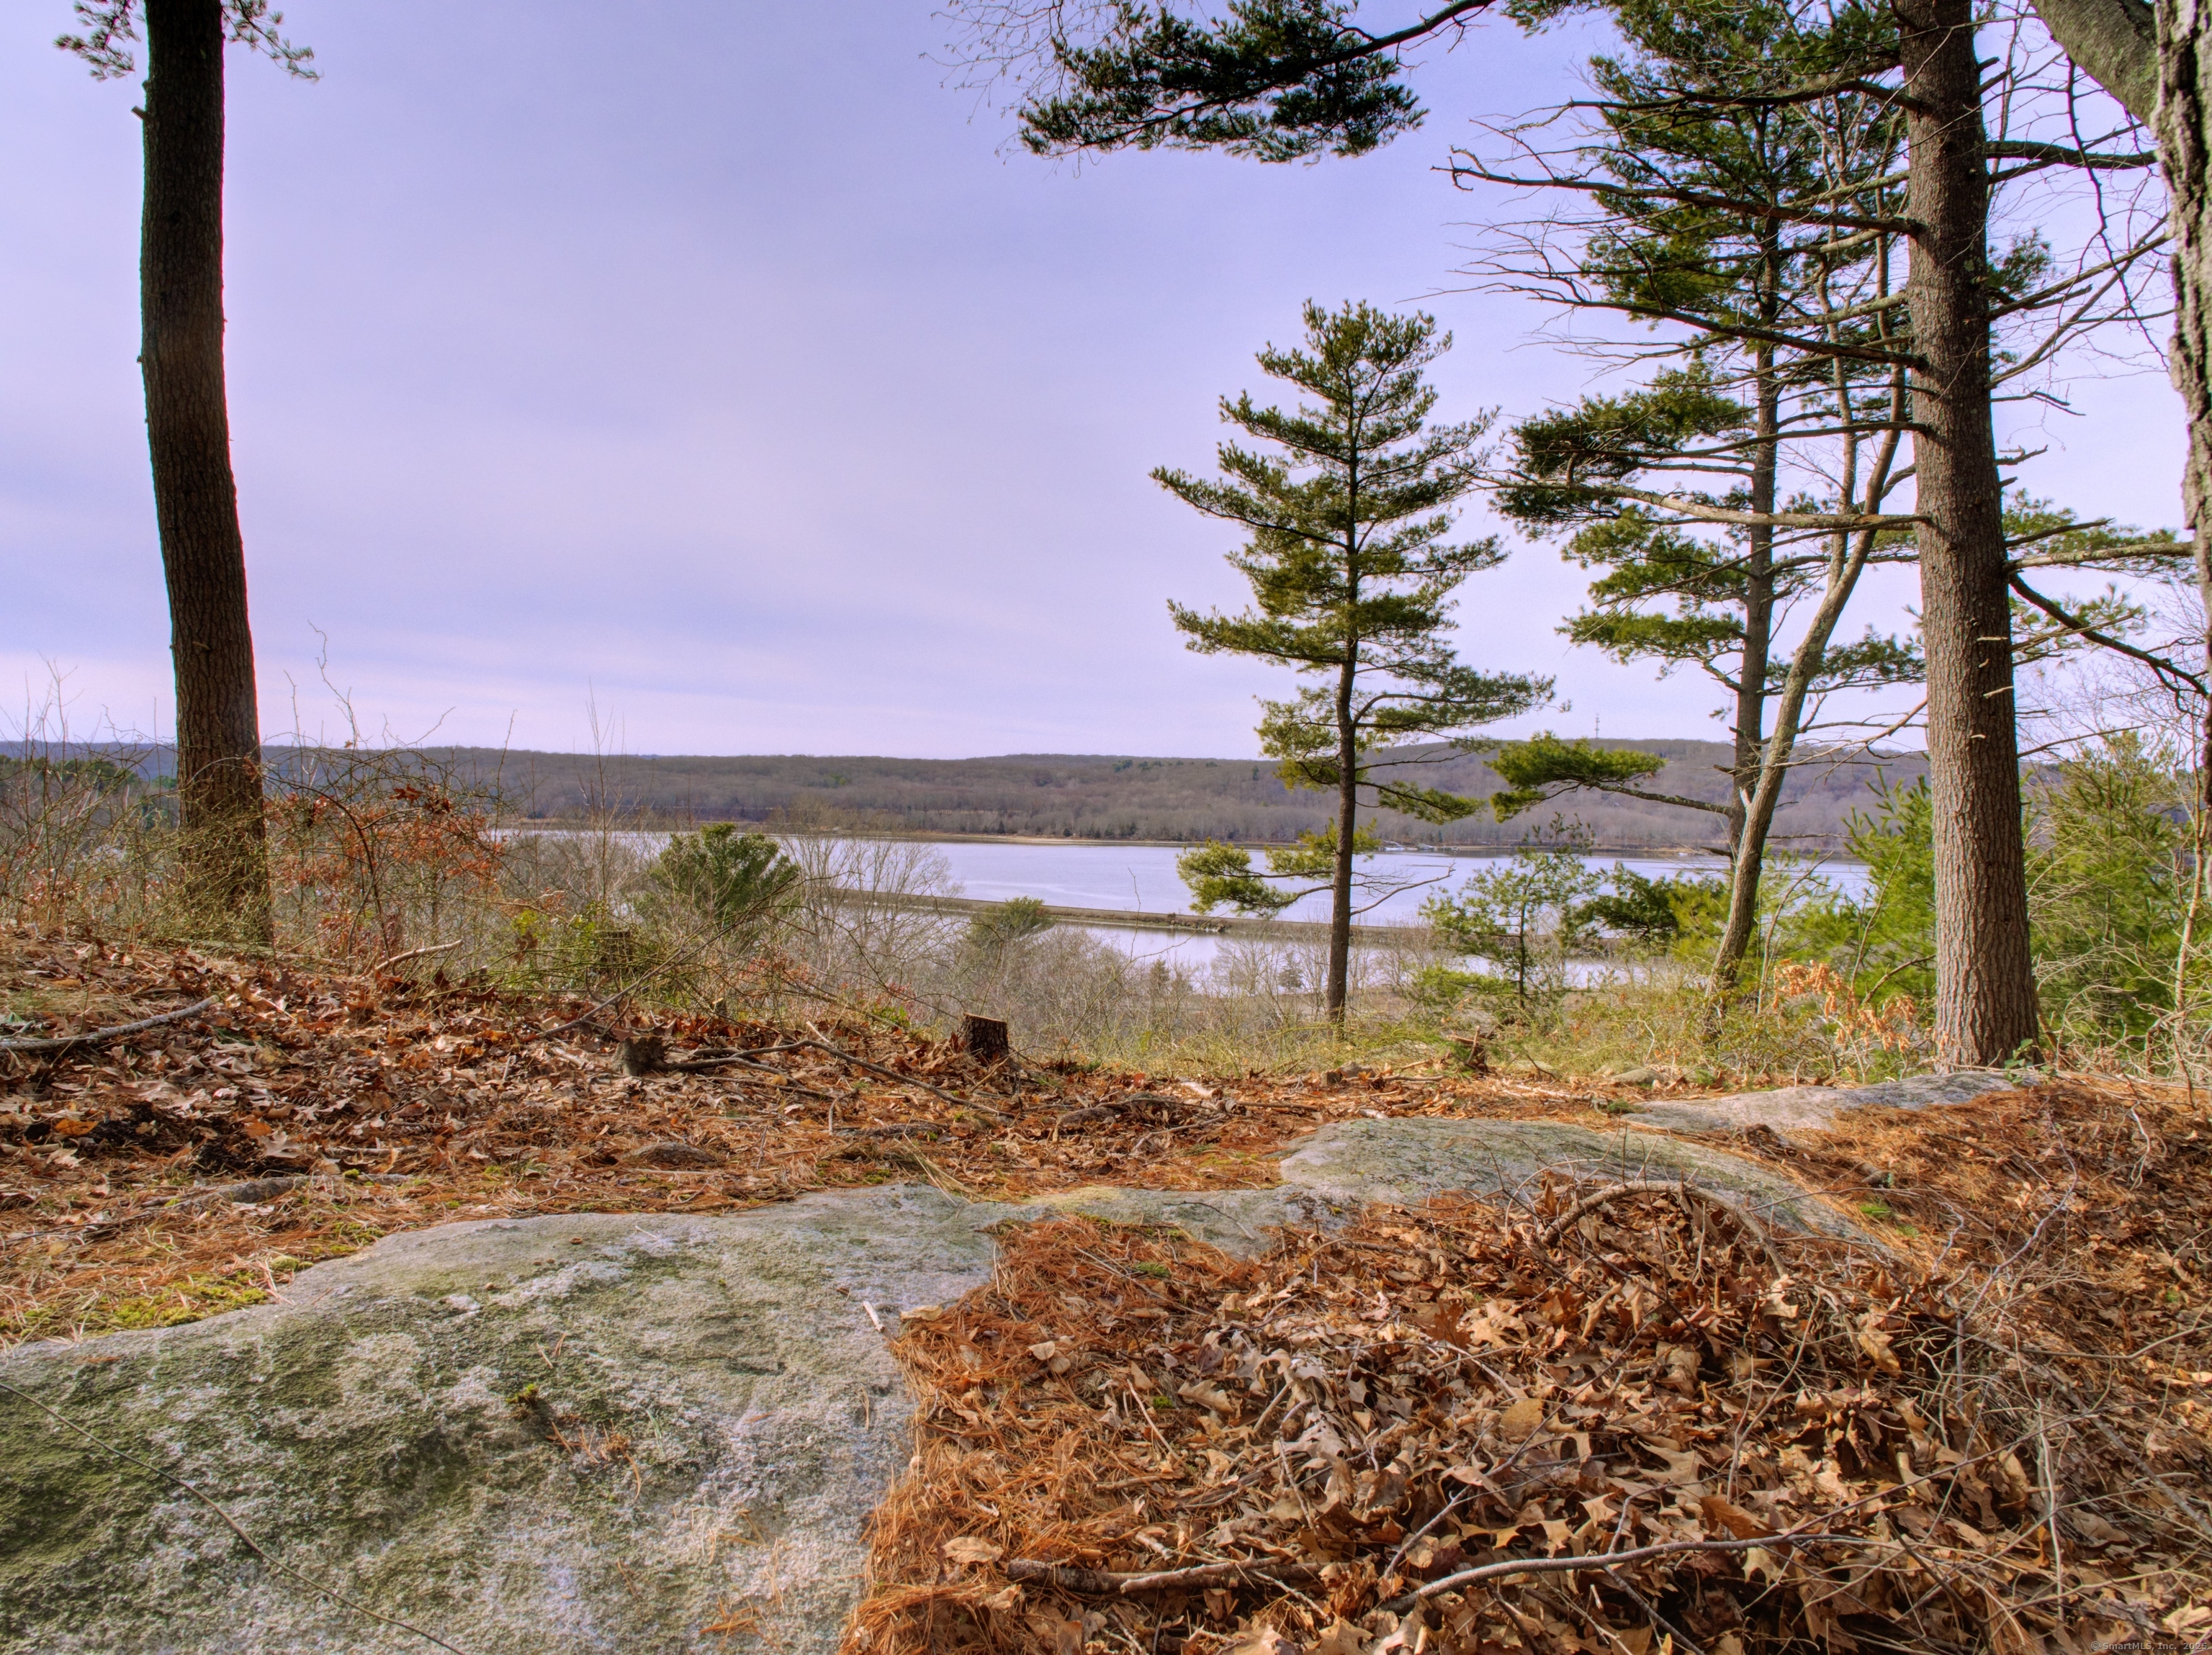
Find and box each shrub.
[963,896,1051,954]
[1422,819,1601,1013]
[641,824,801,942]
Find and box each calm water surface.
[536,830,1870,971]
[922,839,1869,924]
[892,840,1870,972]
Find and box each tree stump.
[961,1014,1010,1063]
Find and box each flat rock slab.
[0,1186,1019,1655]
[1632,1070,2023,1139]
[0,1112,1878,1653]
[1038,1114,1860,1245]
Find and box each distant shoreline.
[508,819,1869,866]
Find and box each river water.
[923,839,1869,925]
[877,839,1870,972]
[520,829,1871,973]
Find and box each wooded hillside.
[437,739,1926,850]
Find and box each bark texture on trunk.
[2157,0,2212,814]
[1899,0,2041,1063]
[1712,339,1781,996]
[2039,0,2160,120]
[143,0,270,941]
[1327,653,1357,1022]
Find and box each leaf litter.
[850,1119,2212,1655]
[0,927,1483,1343]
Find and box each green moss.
[60,1273,271,1338]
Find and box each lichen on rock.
[0,1186,1010,1655]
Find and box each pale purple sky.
[1,2,2186,758]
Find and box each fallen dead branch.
[367,940,462,977]
[167,1175,315,1209]
[1055,1093,1195,1130]
[1537,1176,1791,1277]
[1004,1558,1329,1594]
[786,1037,1009,1118]
[0,997,214,1056]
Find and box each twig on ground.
[1411,1530,1864,1602]
[0,998,215,1055]
[163,1172,415,1211]
[368,940,463,976]
[1003,1558,1328,1595]
[789,1038,1008,1119]
[1540,1177,1791,1276]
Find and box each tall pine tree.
[953,0,2163,1062]
[1162,301,1549,1020]
[60,1,317,940]
[1464,0,1923,1001]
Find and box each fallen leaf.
[1812,1459,1851,1504]
[2162,1604,2212,1636]
[48,1117,95,1137]
[979,1584,1022,1612]
[1178,1380,1238,1413]
[1026,1610,1084,1655]
[1743,1546,1786,1587]
[1310,1620,1370,1655]
[1027,1340,1058,1361]
[1699,1494,1771,1541]
[1500,1397,1545,1440]
[1856,1312,1902,1373]
[1222,1628,1298,1655]
[1646,1443,1702,1486]
[1460,1302,1524,1348]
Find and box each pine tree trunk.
[2154,0,2212,823]
[1712,338,1781,997]
[1898,0,2040,1064]
[143,0,271,943]
[1327,653,1357,1023]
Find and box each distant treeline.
[6,739,1927,849]
[435,741,1925,850]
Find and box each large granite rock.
[0,1186,1020,1655]
[1632,1070,2024,1138]
[0,1108,1915,1652]
[1042,1114,1863,1245]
